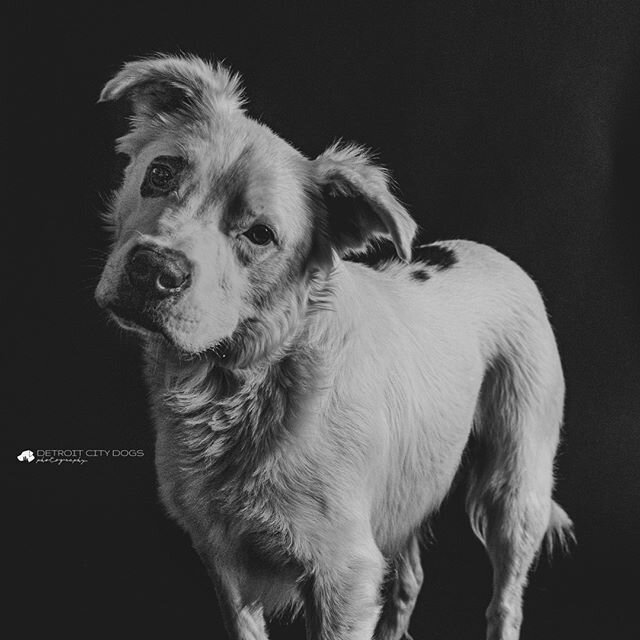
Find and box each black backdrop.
[8,2,639,638]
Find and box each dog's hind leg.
[374,534,423,640]
[466,343,573,640]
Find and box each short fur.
[96,55,573,640]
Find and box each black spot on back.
[413,244,457,271]
[347,241,458,276]
[346,240,402,269]
[411,269,430,282]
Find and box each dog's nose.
[126,246,191,298]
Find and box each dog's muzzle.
[98,244,193,335]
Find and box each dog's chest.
[150,356,328,557]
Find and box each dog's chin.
[109,307,234,363]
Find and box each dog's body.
[96,55,572,640]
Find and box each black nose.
[126,246,191,298]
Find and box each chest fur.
[147,350,331,562]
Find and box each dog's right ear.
[99,55,244,121]
[310,143,417,268]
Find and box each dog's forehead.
[182,115,311,230]
[191,115,299,178]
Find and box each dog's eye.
[244,224,275,246]
[149,164,174,189]
[141,156,185,197]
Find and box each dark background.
[8,2,639,638]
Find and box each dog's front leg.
[195,547,268,640]
[373,534,423,640]
[302,542,385,640]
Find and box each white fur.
[96,55,573,640]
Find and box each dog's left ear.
[313,143,417,262]
[98,55,244,120]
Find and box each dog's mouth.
[106,301,233,363]
[101,284,243,363]
[108,304,193,358]
[108,302,166,337]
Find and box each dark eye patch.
[141,156,186,198]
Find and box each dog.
[95,55,573,640]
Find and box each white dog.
[96,55,573,640]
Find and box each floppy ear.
[98,55,244,120]
[312,143,417,262]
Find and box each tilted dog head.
[96,55,416,365]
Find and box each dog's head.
[96,55,416,366]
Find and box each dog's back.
[311,240,568,556]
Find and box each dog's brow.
[224,191,255,228]
[198,147,256,223]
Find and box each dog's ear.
[312,143,417,262]
[99,55,244,120]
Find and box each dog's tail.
[543,500,575,557]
